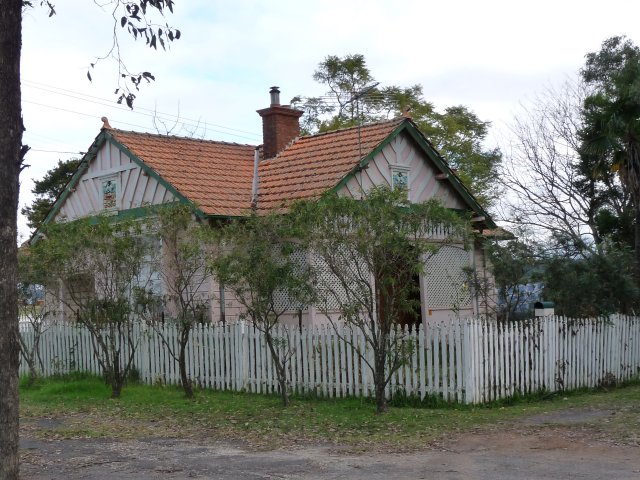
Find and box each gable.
[43,117,493,228]
[256,119,403,211]
[53,140,177,223]
[340,132,467,209]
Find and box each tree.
[0,2,28,476]
[292,187,466,413]
[485,237,541,321]
[1,3,179,475]
[139,204,214,398]
[212,212,313,407]
[21,158,81,232]
[32,216,155,398]
[580,36,640,266]
[500,80,633,256]
[17,247,59,386]
[292,54,501,207]
[542,245,640,316]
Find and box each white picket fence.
[18,315,640,404]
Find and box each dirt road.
[20,407,640,479]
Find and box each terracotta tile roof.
[106,118,404,216]
[108,130,256,216]
[257,118,404,211]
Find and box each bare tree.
[499,81,629,255]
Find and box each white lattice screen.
[424,245,472,308]
[273,248,309,311]
[312,250,356,311]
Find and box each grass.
[19,374,640,451]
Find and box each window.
[390,165,410,198]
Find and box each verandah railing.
[18,315,640,404]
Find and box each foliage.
[21,158,81,232]
[1,1,178,476]
[86,0,181,108]
[292,186,468,413]
[138,203,214,398]
[542,245,640,317]
[212,212,314,407]
[17,248,60,385]
[580,36,640,265]
[292,54,501,206]
[486,237,541,321]
[30,215,156,398]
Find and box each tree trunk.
[179,328,194,398]
[111,381,122,399]
[265,332,289,407]
[373,348,389,414]
[0,2,23,478]
[624,141,640,270]
[635,208,640,270]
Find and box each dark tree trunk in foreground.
[265,331,290,407]
[373,337,389,414]
[0,1,24,478]
[179,326,194,398]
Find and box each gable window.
[390,165,410,198]
[101,177,119,211]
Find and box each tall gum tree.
[0,2,24,477]
[0,2,179,476]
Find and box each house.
[38,87,497,325]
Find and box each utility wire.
[22,99,260,141]
[22,79,262,140]
[30,149,85,155]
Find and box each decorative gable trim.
[103,135,203,217]
[35,130,210,240]
[329,119,496,229]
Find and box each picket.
[18,315,640,404]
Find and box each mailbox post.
[534,301,555,317]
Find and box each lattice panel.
[312,249,369,313]
[273,248,309,311]
[424,245,472,308]
[312,253,345,311]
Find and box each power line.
[22,78,262,140]
[22,99,260,141]
[30,149,85,155]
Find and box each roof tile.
[106,118,403,216]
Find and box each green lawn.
[20,375,640,451]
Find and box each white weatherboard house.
[39,87,497,326]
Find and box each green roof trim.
[104,134,207,220]
[34,130,210,239]
[330,119,496,229]
[37,130,107,233]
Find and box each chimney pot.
[269,86,280,106]
[257,87,303,159]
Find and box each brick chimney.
[257,86,303,159]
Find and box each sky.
[18,0,640,241]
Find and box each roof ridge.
[109,128,258,148]
[297,116,406,140]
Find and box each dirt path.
[20,408,640,479]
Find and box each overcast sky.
[18,0,640,240]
